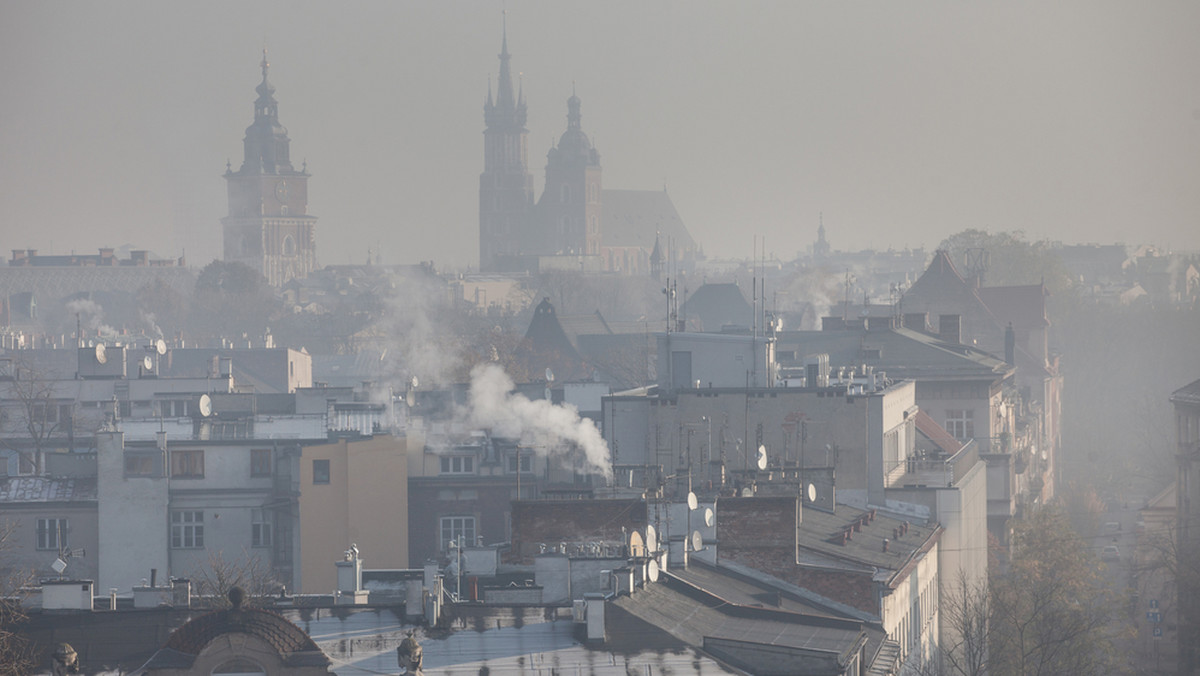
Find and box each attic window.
[861,348,882,359]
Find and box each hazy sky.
[2,1,1198,270]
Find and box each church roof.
[600,190,695,252]
[977,285,1050,329]
[680,283,753,332]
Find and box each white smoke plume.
[466,363,612,480]
[66,298,118,340]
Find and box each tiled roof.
[0,476,96,503]
[163,606,328,665]
[913,410,963,455]
[796,505,939,577]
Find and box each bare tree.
[190,550,280,608]
[0,356,82,475]
[0,519,36,675]
[988,505,1125,676]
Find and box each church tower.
[538,90,602,257]
[223,51,317,287]
[479,21,535,271]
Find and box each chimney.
[893,527,900,540]
[1005,322,1015,366]
[882,538,889,553]
[938,315,961,344]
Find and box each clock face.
[275,180,289,202]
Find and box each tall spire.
[484,11,526,129]
[239,51,290,174]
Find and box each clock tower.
[223,51,317,287]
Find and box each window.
[251,508,272,547]
[156,399,190,417]
[171,511,204,548]
[507,453,532,473]
[439,456,474,474]
[37,518,68,551]
[211,420,251,439]
[251,449,272,477]
[170,450,204,478]
[124,453,156,477]
[440,516,476,551]
[946,409,975,441]
[313,459,330,484]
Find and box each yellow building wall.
[299,434,409,593]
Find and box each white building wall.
[97,431,170,593]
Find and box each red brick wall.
[509,499,647,563]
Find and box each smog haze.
[2,1,1198,267]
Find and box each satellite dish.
[704,508,715,527]
[691,530,703,552]
[142,355,154,371]
[51,558,67,574]
[756,445,768,471]
[198,394,213,418]
[807,483,817,503]
[687,492,698,510]
[545,367,555,382]
[645,525,657,553]
[647,559,660,582]
[94,344,107,365]
[628,530,645,558]
[155,338,167,355]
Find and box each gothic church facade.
[479,30,694,275]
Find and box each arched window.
[561,184,571,203]
[282,234,296,256]
[212,658,266,675]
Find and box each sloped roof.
[681,283,754,332]
[913,410,963,455]
[600,189,695,251]
[977,285,1050,329]
[522,298,583,363]
[612,571,881,661]
[145,605,329,669]
[775,327,1012,382]
[796,505,939,579]
[0,476,96,503]
[1172,378,1200,406]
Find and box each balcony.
[887,439,979,489]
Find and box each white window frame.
[439,456,475,475]
[37,518,68,551]
[251,508,272,548]
[946,409,975,441]
[440,516,476,552]
[171,510,204,548]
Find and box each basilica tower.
[223,51,317,287]
[538,91,602,257]
[479,23,535,271]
